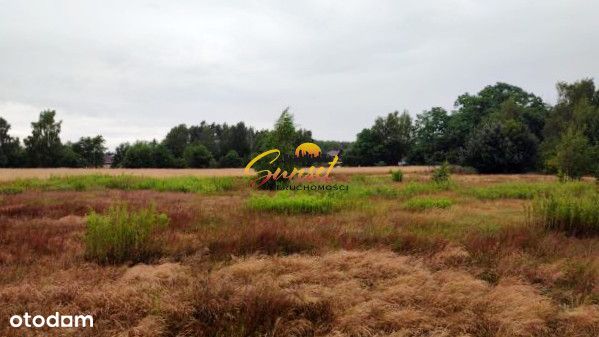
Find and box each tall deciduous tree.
[72,135,106,167]
[163,124,189,158]
[409,107,450,164]
[24,110,64,167]
[0,117,24,167]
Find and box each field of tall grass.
[0,169,597,336]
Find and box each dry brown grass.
[0,171,597,336]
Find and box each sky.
[1,0,598,150]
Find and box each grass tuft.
[531,188,599,235]
[404,196,454,211]
[85,203,169,264]
[391,169,403,182]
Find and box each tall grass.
[404,196,453,211]
[468,181,593,200]
[531,189,599,235]
[391,169,403,182]
[247,193,335,214]
[0,175,236,194]
[85,204,169,264]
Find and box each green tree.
[344,128,385,166]
[122,142,155,168]
[183,143,213,168]
[163,124,189,158]
[189,122,220,157]
[152,143,177,168]
[346,111,412,165]
[72,135,106,167]
[463,119,538,173]
[24,110,64,167]
[553,128,594,179]
[449,83,548,162]
[61,144,85,167]
[0,117,24,167]
[409,107,450,164]
[219,150,243,168]
[541,79,599,171]
[111,143,130,168]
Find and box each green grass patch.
[0,175,236,194]
[85,204,169,264]
[403,196,454,211]
[466,182,549,200]
[466,181,594,200]
[247,193,336,214]
[531,188,599,235]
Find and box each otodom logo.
[244,142,339,187]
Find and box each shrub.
[531,189,599,235]
[431,161,451,184]
[85,204,169,264]
[391,169,403,182]
[404,197,453,211]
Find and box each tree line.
[344,79,599,179]
[0,78,598,178]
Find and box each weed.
[432,161,451,184]
[391,169,403,182]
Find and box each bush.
[431,161,451,184]
[531,189,599,235]
[85,204,169,264]
[404,197,453,211]
[391,169,403,182]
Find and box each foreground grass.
[0,174,237,194]
[0,172,598,336]
[532,187,599,235]
[85,204,169,264]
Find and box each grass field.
[0,168,597,336]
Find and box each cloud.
[0,0,598,149]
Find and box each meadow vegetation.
[0,170,597,336]
[85,204,169,264]
[0,174,236,194]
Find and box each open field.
[0,170,597,336]
[0,166,434,181]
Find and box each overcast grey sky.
[1,0,598,149]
